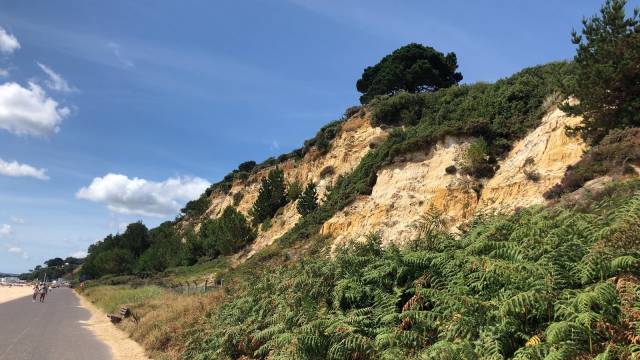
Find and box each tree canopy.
[44,257,65,268]
[356,43,462,104]
[562,0,640,143]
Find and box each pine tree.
[297,182,318,216]
[251,168,287,225]
[561,0,640,143]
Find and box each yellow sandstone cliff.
[200,113,387,258]
[321,105,585,246]
[199,105,586,257]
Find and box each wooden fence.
[166,277,224,294]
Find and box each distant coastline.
[0,273,20,278]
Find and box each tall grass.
[82,284,223,359]
[82,285,164,313]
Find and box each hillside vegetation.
[64,1,640,359]
[183,180,640,360]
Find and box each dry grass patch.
[83,285,223,359]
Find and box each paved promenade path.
[0,288,111,360]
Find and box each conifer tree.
[297,181,318,216]
[562,0,640,143]
[251,168,287,224]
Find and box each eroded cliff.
[199,105,586,257]
[321,105,585,246]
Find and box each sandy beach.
[76,291,150,360]
[0,285,32,304]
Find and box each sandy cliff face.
[320,106,586,246]
[201,113,387,256]
[320,137,478,247]
[198,105,586,257]
[477,106,586,212]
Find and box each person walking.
[39,284,48,303]
[32,283,40,302]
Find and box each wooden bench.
[107,306,139,324]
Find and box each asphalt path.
[0,288,111,360]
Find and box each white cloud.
[7,246,28,259]
[0,27,20,55]
[37,62,76,93]
[0,158,49,180]
[77,173,210,217]
[0,81,70,137]
[0,224,12,237]
[9,216,25,224]
[270,140,280,151]
[69,250,87,258]
[0,68,9,77]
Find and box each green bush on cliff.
[201,206,256,256]
[371,61,571,160]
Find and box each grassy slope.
[82,284,224,360]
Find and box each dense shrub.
[544,127,640,199]
[82,222,152,279]
[234,171,249,181]
[181,194,211,218]
[286,179,303,202]
[305,120,344,155]
[260,218,272,232]
[371,62,571,162]
[200,206,256,256]
[343,105,362,119]
[180,228,205,266]
[238,160,256,173]
[458,138,495,178]
[135,221,182,273]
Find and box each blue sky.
[0,0,627,273]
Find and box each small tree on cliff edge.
[251,168,287,225]
[562,0,640,144]
[297,182,318,216]
[356,43,462,104]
